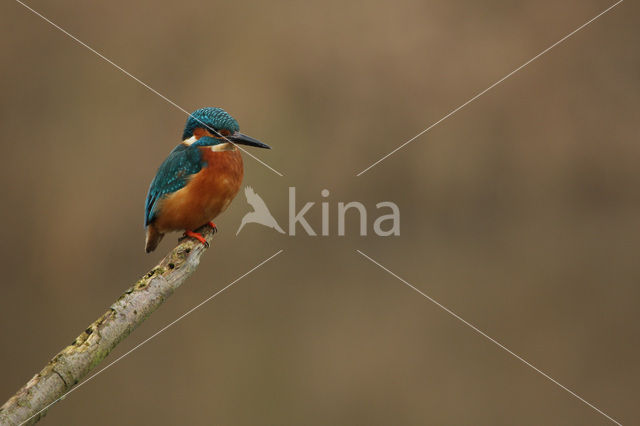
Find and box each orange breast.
[154,148,244,233]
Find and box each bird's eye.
[218,129,231,137]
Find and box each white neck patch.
[182,137,236,152]
[183,136,197,146]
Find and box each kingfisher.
[144,107,270,253]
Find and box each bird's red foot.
[207,221,218,233]
[183,230,209,248]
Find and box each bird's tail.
[145,224,164,253]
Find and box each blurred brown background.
[1,0,638,424]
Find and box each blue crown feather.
[182,107,239,140]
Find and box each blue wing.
[144,144,203,226]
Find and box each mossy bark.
[0,226,216,426]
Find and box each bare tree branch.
[0,226,216,425]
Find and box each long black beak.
[229,132,271,149]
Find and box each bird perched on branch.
[144,107,270,253]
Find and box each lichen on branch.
[0,226,216,426]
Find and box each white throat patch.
[209,142,236,152]
[182,137,236,152]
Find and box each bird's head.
[182,107,270,149]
